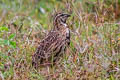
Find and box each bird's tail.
[32,53,39,69]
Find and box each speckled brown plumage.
[32,12,70,68]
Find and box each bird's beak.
[66,14,71,17]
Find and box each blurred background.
[0,0,120,80]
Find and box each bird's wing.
[34,31,64,59]
[32,29,70,67]
[32,31,60,67]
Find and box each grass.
[0,0,120,80]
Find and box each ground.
[0,0,120,80]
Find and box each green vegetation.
[0,0,120,80]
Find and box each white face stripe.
[66,28,69,34]
[63,23,67,28]
[66,28,70,39]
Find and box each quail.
[32,12,70,68]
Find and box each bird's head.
[53,12,70,28]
